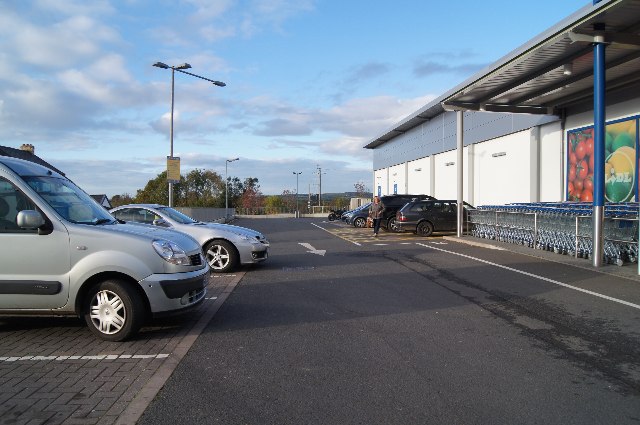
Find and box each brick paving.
[0,273,241,425]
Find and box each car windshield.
[24,176,114,225]
[157,207,198,224]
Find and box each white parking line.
[311,222,361,246]
[0,353,171,362]
[416,242,640,310]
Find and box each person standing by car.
[369,196,385,237]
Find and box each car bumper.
[238,242,269,265]
[140,267,209,315]
[396,221,418,232]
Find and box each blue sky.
[1,0,589,196]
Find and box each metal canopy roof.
[365,0,640,149]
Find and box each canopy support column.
[592,32,606,267]
[457,110,464,237]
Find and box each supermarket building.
[366,0,639,207]
[364,0,640,267]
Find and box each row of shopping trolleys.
[468,202,639,266]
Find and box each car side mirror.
[152,218,170,227]
[17,209,53,234]
[17,210,45,229]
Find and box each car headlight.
[152,239,191,265]
[237,234,261,243]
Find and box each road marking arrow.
[299,242,326,256]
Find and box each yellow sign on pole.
[167,156,180,183]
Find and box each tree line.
[110,169,371,210]
[110,169,262,208]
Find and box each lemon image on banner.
[605,145,635,202]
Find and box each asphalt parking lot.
[2,217,638,425]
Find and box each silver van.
[0,156,209,341]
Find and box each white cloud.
[87,54,133,83]
[249,0,315,27]
[2,13,119,69]
[238,94,435,141]
[58,70,116,103]
[34,0,115,17]
[184,0,234,20]
[200,25,236,43]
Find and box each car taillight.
[397,213,408,222]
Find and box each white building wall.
[432,148,472,201]
[539,121,564,201]
[407,157,431,195]
[433,150,458,200]
[373,169,388,197]
[388,163,407,194]
[472,130,532,205]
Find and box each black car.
[395,199,474,236]
[379,194,436,232]
[348,195,435,230]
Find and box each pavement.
[0,272,243,425]
[1,225,637,425]
[445,234,640,282]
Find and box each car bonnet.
[198,222,265,238]
[113,222,201,252]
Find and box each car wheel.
[387,217,400,232]
[354,217,366,228]
[205,240,239,273]
[416,221,434,237]
[83,279,145,342]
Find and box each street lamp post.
[316,165,326,211]
[225,158,239,221]
[317,165,322,208]
[153,61,225,207]
[293,172,302,217]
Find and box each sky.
[1,0,591,197]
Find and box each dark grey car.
[395,199,474,236]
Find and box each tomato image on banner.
[567,117,638,203]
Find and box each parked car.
[110,204,269,273]
[395,199,475,236]
[344,203,371,227]
[379,195,437,232]
[349,195,436,230]
[0,156,209,341]
[348,205,371,228]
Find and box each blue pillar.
[592,36,606,267]
[456,110,464,237]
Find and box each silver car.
[0,156,209,341]
[110,204,269,273]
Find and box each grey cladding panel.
[373,111,558,169]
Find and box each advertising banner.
[567,116,638,202]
